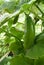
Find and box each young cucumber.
[24,14,35,49]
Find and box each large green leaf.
[26,43,44,59]
[35,33,44,44]
[26,33,44,59]
[36,56,44,65]
[10,55,34,65]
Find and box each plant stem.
[34,59,37,65]
[35,3,44,16]
[0,10,20,27]
[0,44,9,47]
[31,11,43,20]
[6,32,22,43]
[2,29,22,45]
[0,51,10,62]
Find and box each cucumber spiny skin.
[24,14,35,49]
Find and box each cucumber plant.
[0,0,44,65]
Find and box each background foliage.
[0,0,44,65]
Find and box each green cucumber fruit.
[24,14,35,49]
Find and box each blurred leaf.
[0,28,3,33]
[36,0,44,3]
[10,55,34,65]
[0,57,9,65]
[8,18,14,28]
[36,56,44,65]
[4,35,16,44]
[9,40,24,55]
[31,4,41,15]
[0,13,9,26]
[0,25,8,33]
[0,10,20,27]
[0,0,36,13]
[21,1,35,14]
[26,33,44,59]
[4,36,11,44]
[35,33,44,44]
[38,3,44,13]
[0,1,18,13]
[0,0,4,5]
[42,21,44,27]
[10,27,24,39]
[13,14,19,24]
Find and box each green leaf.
[35,33,44,44]
[4,35,16,44]
[26,33,44,59]
[21,3,31,14]
[4,36,11,44]
[8,18,14,28]
[0,10,20,27]
[13,14,19,24]
[0,1,18,13]
[10,55,34,65]
[36,0,44,3]
[20,0,36,14]
[26,43,44,59]
[0,25,8,33]
[0,28,3,33]
[10,27,24,39]
[9,40,24,55]
[31,4,41,15]
[0,57,9,65]
[0,0,4,5]
[0,0,32,13]
[36,56,44,65]
[21,1,34,14]
[42,21,44,27]
[38,2,44,13]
